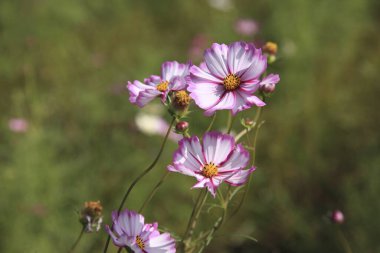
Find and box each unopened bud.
[79,201,103,232]
[260,83,276,94]
[176,121,189,132]
[263,41,278,55]
[244,118,254,126]
[330,210,345,224]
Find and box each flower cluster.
[100,41,280,253]
[106,209,176,253]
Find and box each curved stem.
[68,226,85,253]
[226,112,234,134]
[103,117,176,253]
[139,171,170,213]
[337,228,353,253]
[205,112,217,132]
[182,189,208,248]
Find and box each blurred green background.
[1,0,379,252]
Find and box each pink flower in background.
[135,113,182,142]
[128,61,191,107]
[234,19,259,36]
[188,42,275,116]
[106,209,176,253]
[168,132,255,197]
[330,210,345,224]
[188,34,208,61]
[8,118,29,133]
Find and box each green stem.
[182,189,208,248]
[230,121,264,218]
[205,112,217,132]
[68,226,85,253]
[337,228,353,253]
[226,111,235,134]
[139,171,170,213]
[103,117,176,253]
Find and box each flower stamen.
[223,74,241,91]
[136,235,145,250]
[156,81,169,92]
[174,90,191,107]
[202,163,218,178]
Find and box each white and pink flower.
[188,42,278,116]
[168,132,255,197]
[106,209,176,253]
[128,61,191,107]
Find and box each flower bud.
[169,90,191,119]
[260,83,276,94]
[79,201,103,232]
[175,121,189,132]
[330,210,345,224]
[263,41,278,55]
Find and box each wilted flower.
[330,210,345,224]
[234,19,259,36]
[128,61,191,107]
[188,42,276,116]
[106,209,176,253]
[79,201,103,232]
[263,41,278,64]
[8,118,28,133]
[259,74,280,95]
[168,132,255,197]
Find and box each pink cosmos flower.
[8,118,29,133]
[167,132,255,197]
[188,41,275,116]
[128,61,191,107]
[234,19,259,36]
[106,209,176,253]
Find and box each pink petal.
[204,43,229,79]
[188,81,225,110]
[161,61,190,82]
[225,167,256,186]
[260,73,280,86]
[247,95,266,107]
[202,132,235,165]
[204,91,236,116]
[239,48,267,81]
[227,41,255,74]
[218,144,250,172]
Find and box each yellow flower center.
[174,90,191,107]
[135,235,145,250]
[202,163,218,178]
[156,81,169,92]
[223,74,241,91]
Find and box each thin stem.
[103,117,176,253]
[230,121,264,218]
[337,228,353,253]
[205,112,217,132]
[68,226,85,253]
[182,189,208,248]
[139,171,170,212]
[226,111,235,134]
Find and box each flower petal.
[225,167,256,186]
[188,81,225,111]
[161,61,190,82]
[204,43,229,79]
[218,144,250,172]
[202,132,235,165]
[227,41,255,74]
[239,48,267,81]
[260,73,280,86]
[204,91,236,116]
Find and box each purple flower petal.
[204,43,229,79]
[202,132,235,165]
[227,41,255,74]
